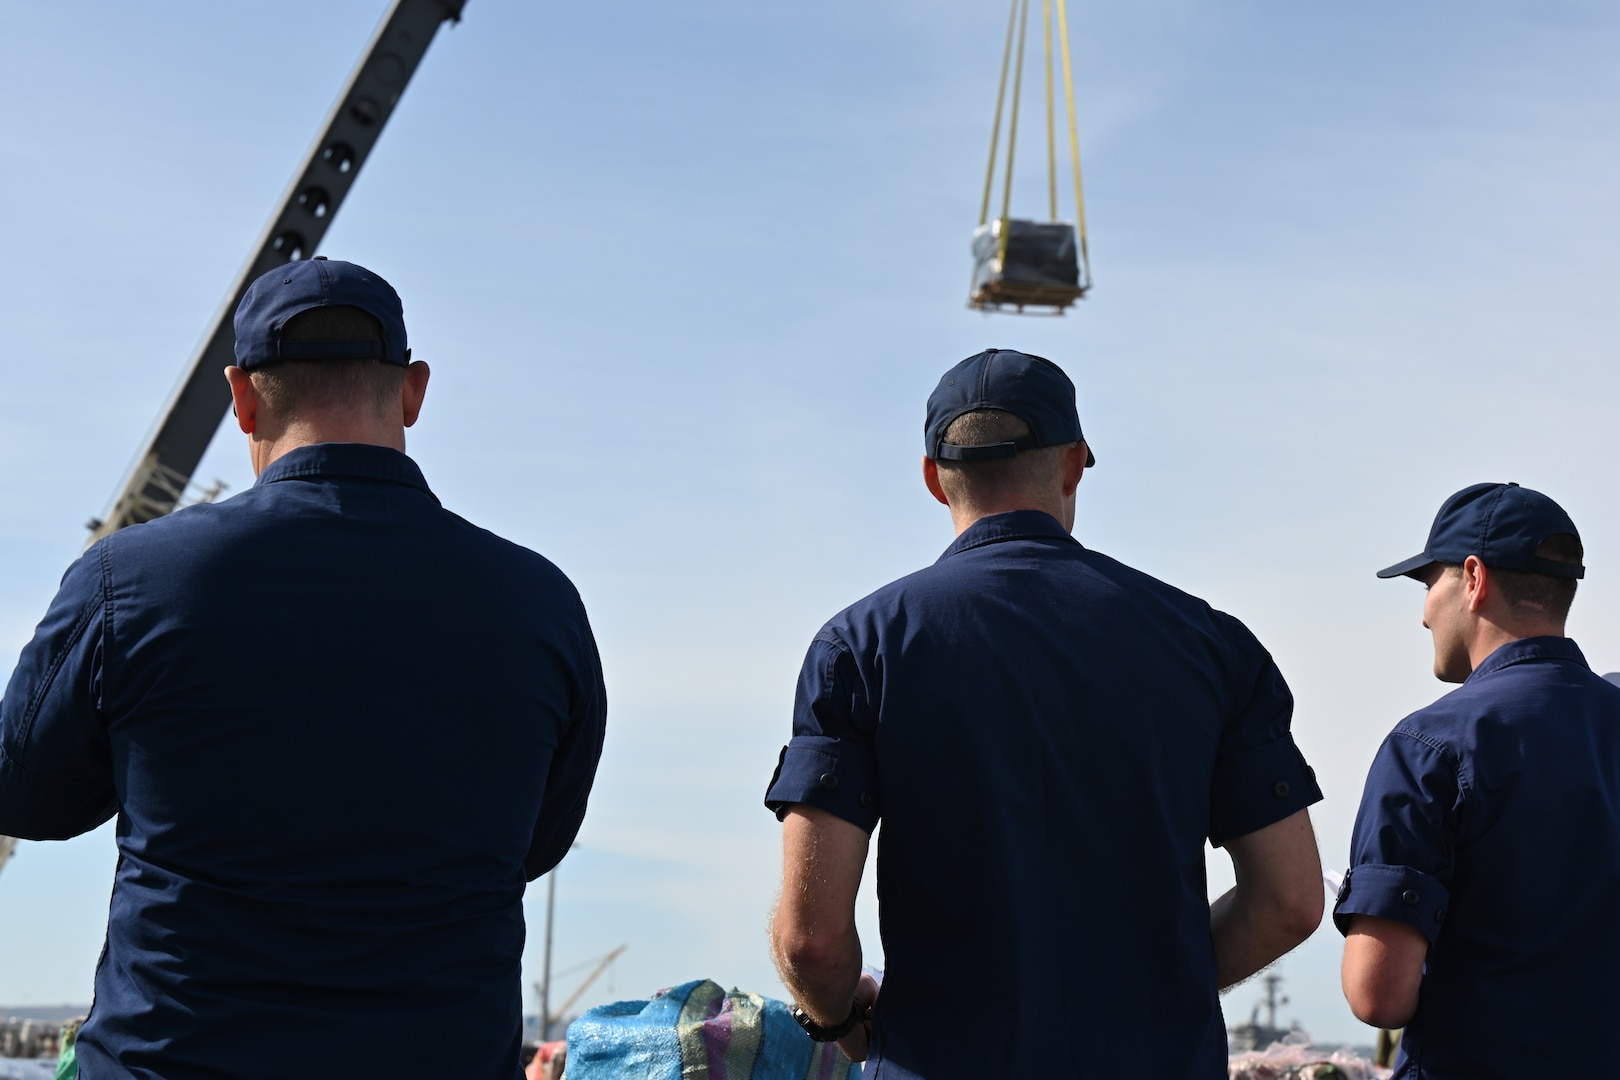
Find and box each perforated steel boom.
[88,0,468,541]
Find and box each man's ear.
[400,360,430,429]
[922,456,950,507]
[1060,442,1087,496]
[224,366,257,435]
[1462,555,1490,612]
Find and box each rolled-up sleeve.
[1333,730,1458,944]
[0,547,118,840]
[1208,620,1322,846]
[764,632,880,833]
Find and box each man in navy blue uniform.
[1336,482,1620,1078]
[765,349,1325,1077]
[0,258,607,1079]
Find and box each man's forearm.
[772,805,872,1024]
[1209,884,1317,990]
[1212,809,1325,990]
[771,915,862,1026]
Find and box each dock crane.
[535,945,627,1042]
[0,0,470,884]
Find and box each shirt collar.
[937,509,1079,562]
[1467,635,1589,683]
[254,443,438,504]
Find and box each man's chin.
[1433,658,1471,684]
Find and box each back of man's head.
[250,306,404,421]
[232,257,414,428]
[935,409,1070,506]
[923,350,1094,518]
[1488,532,1583,623]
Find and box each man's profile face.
[1420,563,1471,684]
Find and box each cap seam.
[1477,486,1504,564]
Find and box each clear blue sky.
[2,0,1618,1047]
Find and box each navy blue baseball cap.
[925,349,1095,466]
[233,257,409,370]
[1377,482,1584,580]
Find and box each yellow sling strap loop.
[997,0,1031,269]
[978,0,1021,228]
[1043,0,1057,222]
[1055,0,1091,287]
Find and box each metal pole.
[540,869,556,1041]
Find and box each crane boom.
[4,0,471,887]
[88,0,468,541]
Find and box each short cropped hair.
[934,409,1071,504]
[248,306,404,419]
[1490,532,1583,621]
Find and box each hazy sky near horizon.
[2,0,1619,1047]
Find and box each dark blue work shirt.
[1334,636,1620,1080]
[0,443,607,1080]
[764,511,1320,1080]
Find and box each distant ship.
[1227,971,1302,1052]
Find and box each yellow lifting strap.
[1056,0,1092,288]
[977,0,1020,229]
[1044,0,1057,223]
[976,0,1092,290]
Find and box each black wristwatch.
[790,999,865,1042]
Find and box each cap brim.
[1375,553,1434,580]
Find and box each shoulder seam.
[1388,727,1459,764]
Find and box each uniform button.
[1401,889,1420,905]
[858,791,874,808]
[818,773,839,790]
[1435,908,1446,923]
[1273,781,1290,798]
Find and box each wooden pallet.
[968,279,1089,314]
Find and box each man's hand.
[1210,808,1325,989]
[834,972,881,1063]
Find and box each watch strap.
[790,998,865,1042]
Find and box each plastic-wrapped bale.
[970,219,1086,311]
[566,979,858,1080]
[1227,1033,1380,1080]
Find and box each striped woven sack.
[566,979,857,1080]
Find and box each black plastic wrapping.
[971,219,1080,294]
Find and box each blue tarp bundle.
[566,979,857,1080]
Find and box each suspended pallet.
[968,0,1093,315]
[970,218,1082,313]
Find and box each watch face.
[791,1002,858,1042]
[791,1004,826,1040]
